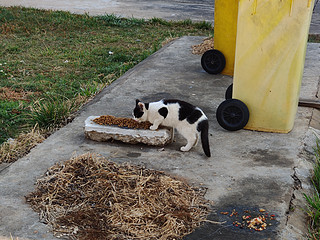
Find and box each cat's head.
[133,99,148,122]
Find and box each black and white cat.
[133,99,211,157]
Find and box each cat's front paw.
[150,125,158,131]
[180,146,191,152]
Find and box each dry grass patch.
[191,37,214,55]
[0,128,45,163]
[0,87,39,101]
[26,153,211,240]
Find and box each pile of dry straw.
[0,129,44,164]
[26,153,210,240]
[191,37,214,55]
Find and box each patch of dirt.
[26,153,210,240]
[0,87,39,101]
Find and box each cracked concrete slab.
[0,37,319,239]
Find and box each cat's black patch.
[145,103,149,110]
[197,119,208,133]
[178,103,196,121]
[163,99,196,121]
[158,107,168,118]
[197,119,210,157]
[187,109,203,124]
[133,106,144,118]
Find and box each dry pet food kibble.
[93,115,152,129]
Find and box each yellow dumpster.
[213,0,239,76]
[201,0,238,76]
[215,0,315,133]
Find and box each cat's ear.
[138,102,145,110]
[136,99,145,110]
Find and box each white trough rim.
[84,116,173,146]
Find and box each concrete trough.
[84,116,173,146]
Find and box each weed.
[194,21,213,30]
[305,138,320,239]
[80,81,105,97]
[0,100,27,143]
[309,34,320,43]
[181,19,193,26]
[97,14,145,27]
[27,95,82,129]
[150,17,171,26]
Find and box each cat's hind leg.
[194,133,199,147]
[179,132,197,152]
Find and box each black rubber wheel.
[225,83,233,99]
[216,99,249,131]
[201,49,226,74]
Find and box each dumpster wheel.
[216,99,249,131]
[225,83,233,99]
[201,49,226,74]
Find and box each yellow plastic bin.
[201,0,238,76]
[216,0,315,133]
[213,0,239,76]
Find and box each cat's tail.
[198,119,211,157]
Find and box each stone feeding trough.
[84,116,173,146]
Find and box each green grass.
[305,138,320,239]
[308,34,320,43]
[27,95,80,129]
[0,6,213,144]
[0,101,28,141]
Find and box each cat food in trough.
[93,115,152,129]
[84,116,173,146]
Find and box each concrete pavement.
[0,36,319,239]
